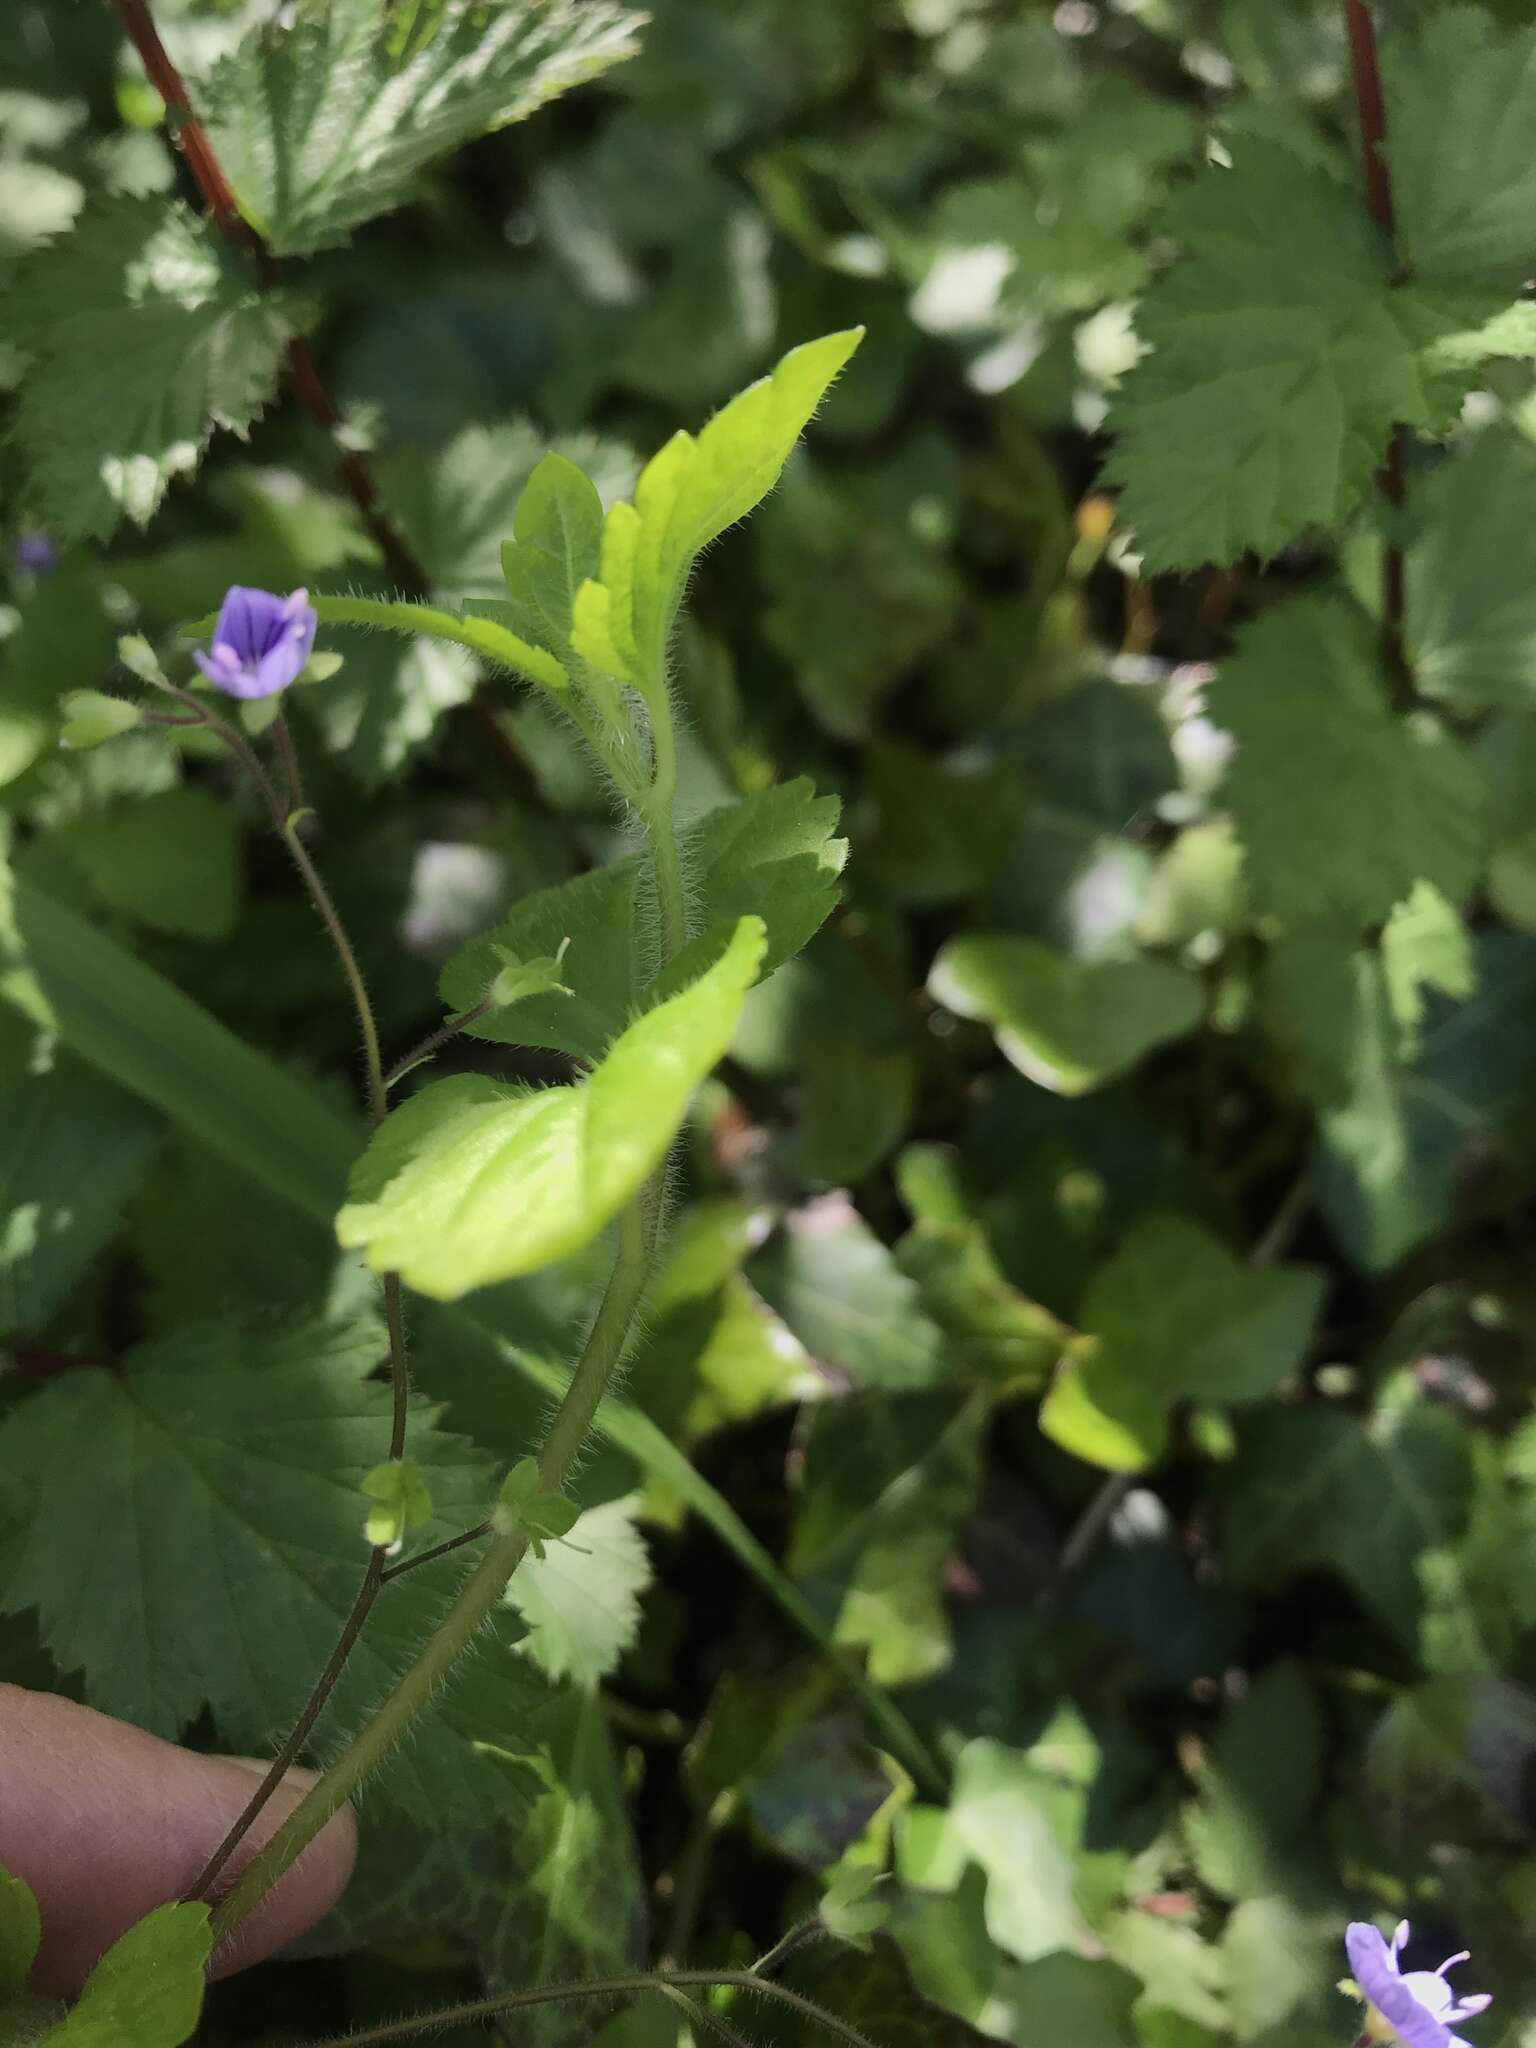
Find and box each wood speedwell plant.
[8,0,1536,2041]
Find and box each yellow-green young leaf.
[575,330,863,688]
[58,692,141,751]
[338,915,767,1297]
[361,1458,433,1551]
[928,934,1203,1094]
[0,1866,40,2003]
[43,1903,210,2048]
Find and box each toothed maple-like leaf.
[191,0,643,256]
[1105,140,1486,569]
[9,198,297,544]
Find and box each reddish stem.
[106,0,539,786]
[1343,0,1395,236]
[1342,0,1410,693]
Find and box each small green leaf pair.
[338,914,768,1298]
[361,1459,433,1553]
[493,1458,580,1560]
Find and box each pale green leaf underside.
[928,933,1202,1094]
[191,0,643,256]
[338,915,768,1297]
[505,1493,651,1689]
[11,198,296,544]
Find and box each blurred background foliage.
[6,1,1536,2045]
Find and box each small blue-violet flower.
[14,533,58,577]
[194,585,317,700]
[1346,1921,1491,2048]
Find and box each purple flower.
[1346,1921,1491,2048]
[194,586,317,700]
[14,534,58,577]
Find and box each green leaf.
[294,1670,646,2048]
[0,1057,161,1336]
[502,452,607,649]
[626,1205,815,1453]
[0,566,117,789]
[1406,427,1536,710]
[858,742,1020,909]
[894,1212,1070,1394]
[10,198,297,544]
[929,935,1203,1095]
[789,1393,989,1686]
[53,788,242,942]
[1380,881,1475,1058]
[339,915,767,1297]
[1105,140,1480,569]
[361,1457,433,1552]
[1206,600,1484,930]
[42,1903,210,2048]
[441,861,644,1063]
[1221,1397,1476,1653]
[682,776,848,981]
[1040,1215,1323,1472]
[506,1493,651,1688]
[2,879,937,1791]
[786,1939,1000,2048]
[573,329,863,691]
[750,1193,947,1392]
[0,1867,40,2005]
[0,1318,517,1819]
[58,693,142,751]
[947,1734,1092,1964]
[376,424,632,600]
[1185,1662,1325,1899]
[1386,8,1536,289]
[1265,931,1536,1269]
[190,0,643,256]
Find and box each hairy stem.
[187,1554,383,1900]
[647,800,690,961]
[209,1198,654,1945]
[378,1518,492,1584]
[301,1968,882,2048]
[384,997,496,1092]
[160,687,412,1898]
